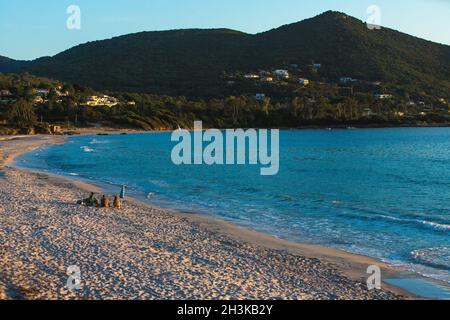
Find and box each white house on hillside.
[375,94,393,100]
[0,89,12,96]
[274,69,289,80]
[299,78,310,86]
[84,95,119,107]
[339,77,357,84]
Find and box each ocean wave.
[334,204,450,233]
[89,139,110,145]
[80,146,95,153]
[411,247,450,271]
[388,260,450,285]
[149,179,170,188]
[359,213,450,233]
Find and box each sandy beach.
[0,134,413,300]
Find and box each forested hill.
[0,56,29,73]
[256,11,450,85]
[1,11,450,97]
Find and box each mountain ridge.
[1,11,449,97]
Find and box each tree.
[291,97,304,117]
[225,96,246,125]
[7,99,37,128]
[261,97,271,116]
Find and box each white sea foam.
[411,247,450,270]
[377,214,450,232]
[89,139,109,145]
[149,180,170,188]
[80,146,95,153]
[390,259,450,285]
[420,221,450,231]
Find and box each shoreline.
[0,122,449,138]
[0,133,425,299]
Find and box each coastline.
[0,133,420,299]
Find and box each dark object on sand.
[64,131,81,136]
[113,196,121,209]
[101,195,110,208]
[97,133,110,136]
[78,192,98,206]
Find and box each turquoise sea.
[16,128,450,298]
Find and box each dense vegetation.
[1,11,449,99]
[0,73,448,135]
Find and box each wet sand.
[0,135,413,300]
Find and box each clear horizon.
[0,0,449,60]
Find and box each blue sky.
[0,0,449,60]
